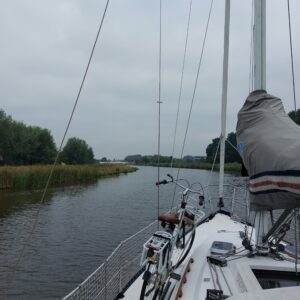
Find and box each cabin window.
[252,269,300,289]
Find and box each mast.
[253,0,269,248]
[253,0,266,90]
[219,0,230,208]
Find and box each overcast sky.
[0,0,299,160]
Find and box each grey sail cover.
[236,90,300,210]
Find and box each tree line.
[206,132,241,163]
[124,154,175,164]
[124,154,206,165]
[0,109,94,165]
[125,109,300,166]
[206,109,300,163]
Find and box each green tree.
[61,137,94,164]
[206,132,241,163]
[225,132,242,163]
[10,121,31,165]
[0,110,13,163]
[124,154,143,163]
[206,137,220,163]
[0,109,57,165]
[27,127,56,164]
[288,109,300,125]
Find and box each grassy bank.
[0,164,138,190]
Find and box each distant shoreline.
[131,162,241,173]
[0,163,138,191]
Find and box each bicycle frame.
[140,231,172,274]
[140,176,205,298]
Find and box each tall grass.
[0,164,137,190]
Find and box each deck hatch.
[252,269,300,289]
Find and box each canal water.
[0,166,244,299]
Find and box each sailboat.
[63,0,300,299]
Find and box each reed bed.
[0,164,137,190]
[97,163,136,176]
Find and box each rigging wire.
[287,0,297,113]
[249,212,257,246]
[257,210,262,247]
[219,266,233,296]
[211,263,222,291]
[249,0,254,93]
[6,0,111,292]
[170,0,194,170]
[170,0,214,210]
[295,209,298,275]
[225,138,238,152]
[178,0,214,164]
[157,0,162,226]
[204,137,220,213]
[208,261,217,289]
[206,137,220,188]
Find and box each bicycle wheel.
[172,225,195,269]
[140,266,162,300]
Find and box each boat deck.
[124,213,300,300]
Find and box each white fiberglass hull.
[124,213,300,300]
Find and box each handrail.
[63,184,249,300]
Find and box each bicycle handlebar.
[155,179,168,186]
[167,174,174,182]
[156,173,203,195]
[155,173,174,186]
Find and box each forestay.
[237,89,300,210]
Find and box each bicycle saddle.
[158,213,180,224]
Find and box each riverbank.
[134,162,241,173]
[0,164,138,190]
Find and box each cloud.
[0,0,299,159]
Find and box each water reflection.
[0,166,236,299]
[0,190,48,218]
[0,182,101,219]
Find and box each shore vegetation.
[142,161,241,173]
[0,164,137,190]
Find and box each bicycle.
[139,174,205,300]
